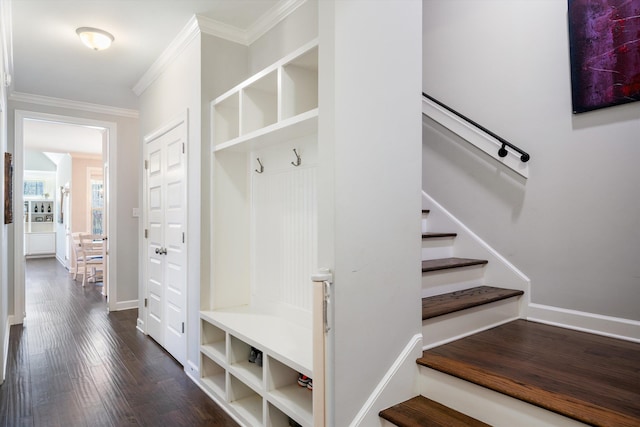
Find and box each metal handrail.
[422,92,530,163]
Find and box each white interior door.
[144,119,187,365]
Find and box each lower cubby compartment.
[267,403,294,427]
[229,334,264,390]
[267,356,313,427]
[201,319,226,361]
[229,374,263,426]
[200,353,226,398]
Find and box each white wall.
[7,100,140,311]
[24,150,55,171]
[422,0,640,320]
[319,1,423,425]
[248,0,318,74]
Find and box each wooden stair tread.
[422,286,523,320]
[418,320,640,427]
[422,232,457,239]
[422,257,487,272]
[379,396,490,427]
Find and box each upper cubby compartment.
[281,45,318,121]
[242,71,278,135]
[211,39,318,153]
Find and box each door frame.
[14,110,118,320]
[141,111,188,361]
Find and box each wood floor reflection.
[0,258,239,427]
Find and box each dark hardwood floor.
[0,258,239,427]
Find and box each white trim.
[133,0,307,97]
[422,95,529,179]
[113,299,138,311]
[132,16,200,96]
[528,303,640,343]
[196,15,248,45]
[1,314,10,383]
[9,92,138,118]
[185,359,199,378]
[246,0,308,45]
[349,334,422,427]
[14,110,118,323]
[136,317,145,334]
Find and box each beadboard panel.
[251,137,317,316]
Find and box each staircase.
[379,206,640,426]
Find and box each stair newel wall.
[318,1,423,425]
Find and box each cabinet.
[24,199,55,257]
[201,39,318,426]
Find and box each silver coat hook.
[255,158,264,174]
[291,149,301,167]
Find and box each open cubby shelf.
[211,39,318,153]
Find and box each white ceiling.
[11,0,281,110]
[13,0,285,156]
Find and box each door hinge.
[144,298,148,308]
[144,159,149,170]
[182,232,185,243]
[144,229,148,238]
[182,142,185,154]
[181,322,185,334]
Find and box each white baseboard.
[136,317,145,333]
[186,360,199,378]
[349,334,423,427]
[528,303,640,343]
[2,315,10,383]
[113,299,138,311]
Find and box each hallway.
[0,258,238,427]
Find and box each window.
[90,179,104,235]
[23,180,45,197]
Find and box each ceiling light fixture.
[76,27,114,51]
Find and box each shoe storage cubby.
[200,311,313,427]
[211,39,318,152]
[229,373,264,426]
[229,334,263,391]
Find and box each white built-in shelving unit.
[24,199,56,257]
[201,39,319,427]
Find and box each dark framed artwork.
[568,0,640,113]
[4,152,12,224]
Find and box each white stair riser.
[421,266,485,297]
[422,297,520,349]
[421,215,428,233]
[418,367,588,427]
[421,238,454,259]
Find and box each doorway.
[14,110,118,321]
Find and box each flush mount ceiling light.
[76,27,114,51]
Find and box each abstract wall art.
[568,0,640,113]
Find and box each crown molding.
[132,15,201,96]
[9,91,139,118]
[133,0,307,97]
[247,0,307,45]
[196,15,248,45]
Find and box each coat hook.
[291,149,301,167]
[255,158,264,174]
